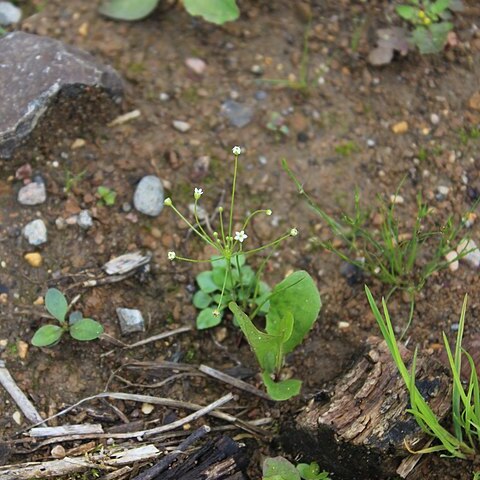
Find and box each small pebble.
[51,445,66,459]
[17,340,29,360]
[457,239,480,268]
[18,181,46,205]
[258,155,267,166]
[220,100,254,128]
[71,138,86,150]
[338,321,350,330]
[185,57,206,75]
[451,323,459,332]
[77,210,93,230]
[392,121,409,134]
[172,120,191,133]
[33,296,44,305]
[366,138,376,148]
[22,219,47,246]
[254,90,268,101]
[116,308,145,335]
[133,176,164,217]
[24,252,42,267]
[250,64,263,75]
[437,185,449,197]
[159,92,170,101]
[390,194,404,204]
[12,411,22,425]
[430,113,440,125]
[141,403,155,415]
[0,1,21,25]
[444,250,459,272]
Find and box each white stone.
[77,210,93,229]
[390,194,404,205]
[457,239,480,268]
[444,250,459,272]
[0,2,21,26]
[185,57,206,75]
[116,308,145,335]
[133,176,164,217]
[437,185,449,196]
[172,120,191,133]
[430,113,440,125]
[18,182,46,205]
[22,219,47,245]
[141,403,155,415]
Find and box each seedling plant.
[283,159,475,335]
[165,147,321,400]
[396,0,462,54]
[366,286,479,460]
[97,186,117,206]
[31,288,104,347]
[263,457,330,480]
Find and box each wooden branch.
[29,424,104,438]
[0,360,44,425]
[281,337,452,479]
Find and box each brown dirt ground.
[1,0,480,478]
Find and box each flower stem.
[228,154,239,238]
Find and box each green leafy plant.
[64,169,87,193]
[266,112,290,139]
[98,0,240,25]
[334,141,360,157]
[97,186,117,206]
[366,286,479,459]
[395,0,461,54]
[31,288,104,347]
[284,159,475,335]
[165,147,321,400]
[262,457,330,480]
[194,253,270,329]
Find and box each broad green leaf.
[193,290,213,309]
[229,302,282,373]
[266,271,321,353]
[183,0,240,25]
[238,265,255,286]
[45,288,68,323]
[395,5,417,20]
[262,373,302,401]
[297,463,330,480]
[430,0,450,15]
[212,267,235,289]
[263,457,300,480]
[70,318,104,341]
[196,271,219,293]
[196,307,222,329]
[31,325,64,347]
[98,0,159,20]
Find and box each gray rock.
[18,181,46,205]
[116,308,145,335]
[457,239,480,268]
[0,2,21,25]
[220,100,254,128]
[133,175,164,216]
[77,210,93,229]
[22,219,47,245]
[0,32,123,159]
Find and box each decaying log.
[133,435,249,480]
[281,336,452,480]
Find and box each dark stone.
[0,32,123,159]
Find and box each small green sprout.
[266,112,290,138]
[97,186,117,206]
[396,0,461,54]
[263,457,330,480]
[64,169,87,193]
[31,288,104,347]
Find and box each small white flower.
[194,187,203,200]
[167,251,176,260]
[266,209,272,216]
[234,230,248,243]
[213,309,220,317]
[232,146,242,156]
[164,198,172,206]
[290,228,298,237]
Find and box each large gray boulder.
[0,32,123,159]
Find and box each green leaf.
[263,457,300,480]
[212,267,235,289]
[196,271,219,293]
[297,463,330,480]
[70,318,104,341]
[430,0,450,15]
[229,302,283,373]
[262,373,302,401]
[193,290,213,309]
[45,288,68,323]
[69,311,83,325]
[97,186,117,206]
[413,22,452,53]
[396,5,417,20]
[98,0,159,20]
[183,0,240,25]
[196,307,222,329]
[266,271,321,354]
[31,325,64,347]
[239,265,255,286]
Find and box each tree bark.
[281,336,452,480]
